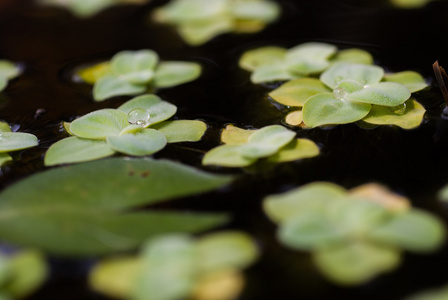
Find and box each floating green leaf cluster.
[0,250,47,299]
[89,231,258,300]
[38,0,149,18]
[0,60,20,93]
[0,158,232,256]
[269,63,428,128]
[263,182,445,285]
[0,122,38,167]
[239,42,373,84]
[202,124,319,167]
[77,49,201,101]
[152,0,280,46]
[45,94,206,166]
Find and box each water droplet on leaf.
[389,103,407,115]
[333,88,347,100]
[127,108,150,126]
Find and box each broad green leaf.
[313,242,401,285]
[368,210,446,253]
[106,129,167,156]
[90,256,140,299]
[117,94,177,127]
[151,120,207,143]
[0,122,12,133]
[70,109,129,139]
[154,61,202,88]
[220,125,254,145]
[196,231,259,274]
[331,48,373,65]
[0,153,12,166]
[44,137,115,166]
[202,144,256,167]
[346,82,411,106]
[93,75,146,101]
[336,79,364,93]
[286,42,337,76]
[155,0,227,23]
[405,285,448,300]
[320,63,384,89]
[2,251,48,298]
[0,158,232,255]
[77,61,111,84]
[178,18,234,46]
[239,46,286,72]
[0,78,6,92]
[231,1,280,22]
[362,99,425,129]
[285,110,303,126]
[133,235,197,300]
[110,50,159,84]
[269,78,330,107]
[349,183,410,212]
[240,125,295,158]
[302,93,371,127]
[263,182,347,223]
[383,71,428,93]
[0,60,20,80]
[0,132,38,152]
[250,63,294,83]
[267,138,319,163]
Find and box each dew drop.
[333,88,347,100]
[127,108,150,126]
[389,103,407,115]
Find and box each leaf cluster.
[0,122,38,167]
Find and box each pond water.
[2,0,448,299]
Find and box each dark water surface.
[2,0,448,299]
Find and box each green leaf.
[151,120,207,143]
[0,153,12,166]
[346,82,411,106]
[269,78,330,107]
[0,132,38,152]
[178,18,234,46]
[93,75,146,101]
[133,235,197,300]
[40,0,117,18]
[383,71,428,93]
[0,158,232,255]
[110,50,158,84]
[250,63,294,83]
[286,42,337,76]
[154,61,201,88]
[302,93,371,127]
[313,241,401,285]
[331,48,373,65]
[44,137,115,166]
[263,182,347,223]
[239,46,286,72]
[106,129,167,156]
[70,109,129,139]
[362,99,425,129]
[77,61,112,84]
[220,125,254,145]
[0,60,20,80]
[196,231,259,274]
[368,210,446,253]
[117,94,177,127]
[285,110,303,126]
[320,63,384,89]
[202,144,256,167]
[267,138,319,163]
[154,0,228,23]
[231,1,280,22]
[0,122,12,133]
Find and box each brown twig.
[433,60,448,106]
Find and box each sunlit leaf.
[250,63,294,83]
[110,50,158,84]
[285,110,303,126]
[106,129,167,156]
[362,99,425,129]
[154,61,201,88]
[178,18,234,46]
[0,153,11,166]
[383,71,428,93]
[192,269,244,300]
[331,48,373,65]
[154,0,228,23]
[0,122,11,133]
[239,46,286,72]
[346,82,410,106]
[0,60,20,80]
[286,42,337,76]
[202,144,256,167]
[0,158,232,255]
[77,61,111,84]
[70,109,128,139]
[302,93,371,127]
[320,63,384,89]
[269,78,329,107]
[313,242,401,285]
[151,120,207,143]
[267,138,319,163]
[220,125,254,145]
[0,132,38,153]
[233,19,266,33]
[44,137,115,166]
[240,125,295,158]
[93,75,146,101]
[231,1,280,22]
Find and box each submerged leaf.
[154,61,201,88]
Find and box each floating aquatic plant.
[38,0,150,18]
[152,0,281,46]
[0,122,38,167]
[45,94,206,166]
[269,63,428,128]
[89,231,258,300]
[239,42,373,84]
[76,49,201,101]
[0,60,21,93]
[263,182,445,285]
[202,124,319,167]
[0,158,232,255]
